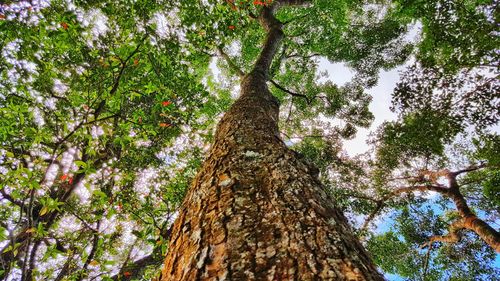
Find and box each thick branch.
[451,163,487,176]
[407,167,500,252]
[111,254,159,281]
[252,6,284,76]
[77,221,101,281]
[461,214,500,252]
[0,189,24,209]
[111,225,173,280]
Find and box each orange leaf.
[159,123,171,128]
[60,174,68,181]
[0,14,5,20]
[161,101,171,106]
[228,25,235,30]
[60,22,68,30]
[123,271,132,277]
[133,58,139,66]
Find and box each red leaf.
[60,174,68,181]
[161,101,171,106]
[60,22,68,30]
[133,58,139,66]
[123,271,132,277]
[68,177,74,185]
[228,25,235,30]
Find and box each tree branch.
[77,220,101,281]
[409,167,500,252]
[390,184,449,197]
[252,5,284,76]
[357,184,448,235]
[285,52,320,59]
[110,224,173,280]
[269,79,311,103]
[217,46,244,78]
[0,189,24,209]
[421,219,464,249]
[270,44,287,78]
[359,201,384,237]
[451,163,487,176]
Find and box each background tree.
[0,0,230,279]
[317,0,499,279]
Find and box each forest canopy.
[0,0,498,280]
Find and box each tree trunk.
[160,68,383,280]
[161,3,383,280]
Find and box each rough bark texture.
[160,70,383,280]
[161,2,383,280]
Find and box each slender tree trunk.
[161,3,383,280]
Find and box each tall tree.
[160,0,411,279]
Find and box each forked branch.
[421,219,464,249]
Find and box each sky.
[318,58,400,156]
[317,61,402,280]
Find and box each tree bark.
[446,188,500,252]
[161,3,383,280]
[161,69,383,280]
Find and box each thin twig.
[217,46,245,77]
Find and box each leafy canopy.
[0,0,498,280]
